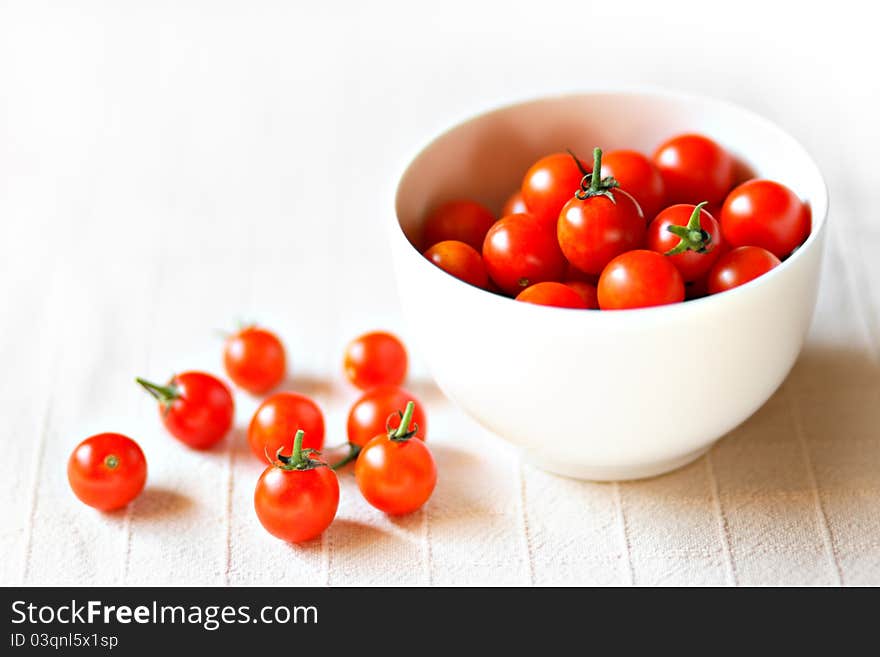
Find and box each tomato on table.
[331,385,429,470]
[254,430,339,543]
[223,325,286,394]
[720,179,810,258]
[501,190,528,216]
[653,134,734,206]
[423,240,489,289]
[248,391,325,460]
[422,199,495,251]
[136,372,234,449]
[355,402,437,515]
[347,385,427,448]
[520,152,589,227]
[343,331,408,389]
[68,433,147,511]
[563,280,599,309]
[515,282,588,309]
[647,202,723,282]
[601,149,666,221]
[707,246,781,294]
[557,148,646,275]
[482,212,567,295]
[598,249,685,310]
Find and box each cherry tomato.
[248,392,325,460]
[223,325,286,394]
[598,250,685,310]
[422,200,495,251]
[355,402,436,515]
[68,433,147,511]
[136,372,234,449]
[347,385,427,448]
[707,246,781,294]
[601,149,666,221]
[563,280,599,309]
[254,430,339,543]
[423,240,489,289]
[515,282,588,309]
[720,179,810,258]
[482,212,566,295]
[501,190,528,216]
[647,202,723,282]
[557,148,646,275]
[653,134,734,206]
[343,331,408,389]
[521,152,588,227]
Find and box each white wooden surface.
[1,0,878,586]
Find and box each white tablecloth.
[2,0,878,586]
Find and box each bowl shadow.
[617,343,880,503]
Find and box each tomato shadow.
[218,426,257,463]
[132,486,193,520]
[326,517,404,553]
[419,443,499,524]
[277,373,338,400]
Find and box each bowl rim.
[391,88,829,317]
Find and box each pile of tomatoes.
[67,327,435,544]
[421,133,811,309]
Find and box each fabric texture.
[2,215,878,586]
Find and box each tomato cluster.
[68,326,436,545]
[420,134,811,310]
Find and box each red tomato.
[647,202,723,282]
[557,148,646,275]
[521,152,589,227]
[501,190,528,216]
[347,385,427,448]
[355,402,436,515]
[601,149,666,221]
[720,179,810,258]
[653,134,734,206]
[422,200,495,251]
[515,282,587,309]
[223,326,286,394]
[68,433,147,511]
[136,372,234,449]
[248,392,325,460]
[254,430,339,543]
[707,246,781,294]
[343,331,408,389]
[423,240,489,289]
[598,250,685,310]
[482,212,566,295]
[563,280,599,309]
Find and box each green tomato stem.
[392,402,417,441]
[573,147,617,203]
[590,148,603,193]
[135,377,178,403]
[290,429,306,467]
[329,444,362,471]
[665,202,712,255]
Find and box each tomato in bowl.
[391,91,827,481]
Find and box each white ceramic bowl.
[391,91,828,481]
